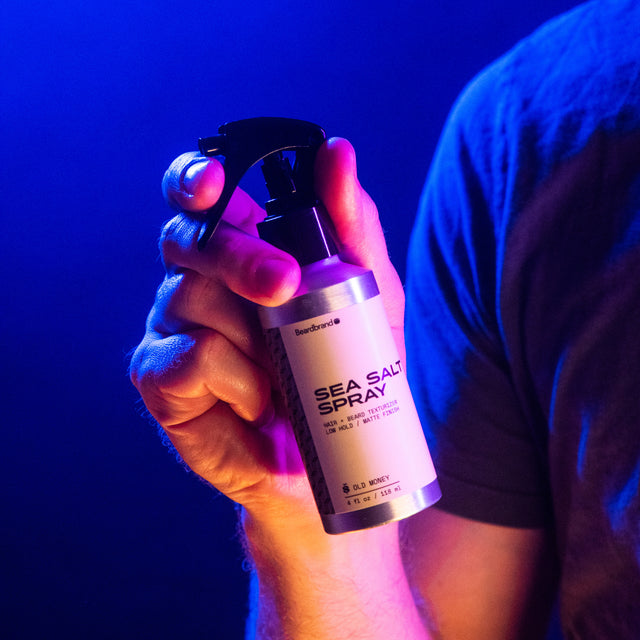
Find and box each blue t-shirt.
[405,1,640,635]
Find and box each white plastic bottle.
[198,118,440,533]
[259,251,440,534]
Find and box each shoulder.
[446,0,639,149]
[424,0,640,235]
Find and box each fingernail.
[180,159,210,195]
[255,258,296,296]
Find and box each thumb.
[315,137,405,328]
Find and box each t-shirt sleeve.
[405,64,553,529]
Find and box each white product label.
[280,295,437,514]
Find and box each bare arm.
[131,139,557,639]
[402,507,558,640]
[246,517,430,639]
[131,139,433,639]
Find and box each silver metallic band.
[321,478,442,535]
[259,271,379,329]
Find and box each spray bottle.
[197,117,440,534]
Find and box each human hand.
[130,138,406,532]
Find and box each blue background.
[1,1,578,637]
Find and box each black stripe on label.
[264,327,334,514]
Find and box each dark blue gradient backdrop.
[1,1,577,638]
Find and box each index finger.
[162,152,225,213]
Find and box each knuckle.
[211,222,258,276]
[159,215,180,259]
[131,333,202,407]
[159,214,180,243]
[128,341,146,389]
[159,214,197,271]
[159,270,204,325]
[197,328,230,364]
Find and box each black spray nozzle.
[262,152,297,202]
[257,149,338,265]
[195,117,326,249]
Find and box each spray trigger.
[195,117,326,250]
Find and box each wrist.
[241,508,431,640]
[240,497,335,567]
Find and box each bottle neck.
[257,204,338,266]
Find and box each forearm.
[242,510,433,640]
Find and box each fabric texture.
[405,1,640,636]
